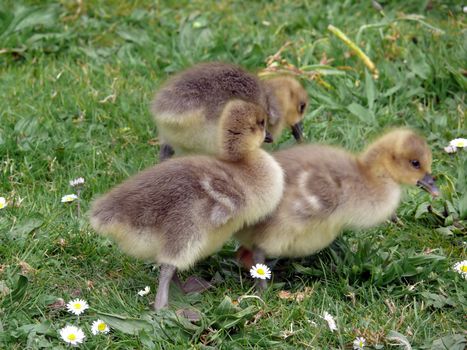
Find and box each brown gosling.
[89,100,284,310]
[235,128,439,287]
[151,62,308,161]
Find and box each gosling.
[235,128,439,284]
[151,62,308,161]
[90,100,284,310]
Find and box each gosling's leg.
[159,143,174,162]
[236,246,254,270]
[252,247,268,291]
[154,264,177,310]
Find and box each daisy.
[59,325,85,346]
[449,138,467,149]
[66,298,89,315]
[0,197,6,209]
[137,286,150,296]
[61,194,78,203]
[91,319,110,335]
[323,311,337,332]
[250,263,272,280]
[353,336,366,349]
[69,177,85,187]
[453,260,467,279]
[444,145,457,153]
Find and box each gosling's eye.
[257,119,265,127]
[410,160,421,169]
[298,102,307,114]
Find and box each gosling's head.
[219,100,270,161]
[368,128,439,196]
[263,76,308,142]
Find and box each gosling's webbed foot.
[182,276,213,294]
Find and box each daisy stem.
[76,188,81,218]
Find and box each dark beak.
[417,173,440,197]
[291,122,304,142]
[264,130,273,143]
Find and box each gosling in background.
[90,100,284,310]
[235,128,439,287]
[152,62,308,160]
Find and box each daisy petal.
[66,298,89,315]
[250,263,272,280]
[91,319,110,335]
[59,325,86,345]
[0,197,7,209]
[61,194,78,203]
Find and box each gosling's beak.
[264,130,274,143]
[291,122,304,142]
[417,173,440,197]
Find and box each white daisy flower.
[444,145,457,153]
[59,325,85,346]
[322,311,337,332]
[61,194,78,203]
[449,138,467,149]
[0,197,6,209]
[453,260,467,279]
[353,336,366,349]
[250,263,272,280]
[137,286,150,296]
[69,177,85,187]
[91,319,110,335]
[66,298,89,315]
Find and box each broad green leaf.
[213,296,257,330]
[458,192,467,220]
[116,28,151,46]
[98,313,153,335]
[414,202,430,219]
[9,217,44,238]
[387,330,412,350]
[435,227,454,237]
[421,292,456,309]
[9,275,28,302]
[431,334,466,350]
[347,102,375,124]
[382,83,403,98]
[365,69,376,111]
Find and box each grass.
[0,0,466,348]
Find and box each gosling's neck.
[262,79,283,133]
[219,147,264,164]
[357,143,397,187]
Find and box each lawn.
[0,0,465,348]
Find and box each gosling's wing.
[289,168,340,219]
[276,145,350,220]
[200,175,244,227]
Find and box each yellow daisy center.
[0,203,4,209]
[98,323,106,331]
[461,265,467,273]
[67,334,77,341]
[257,268,265,275]
[359,341,364,346]
[74,303,81,309]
